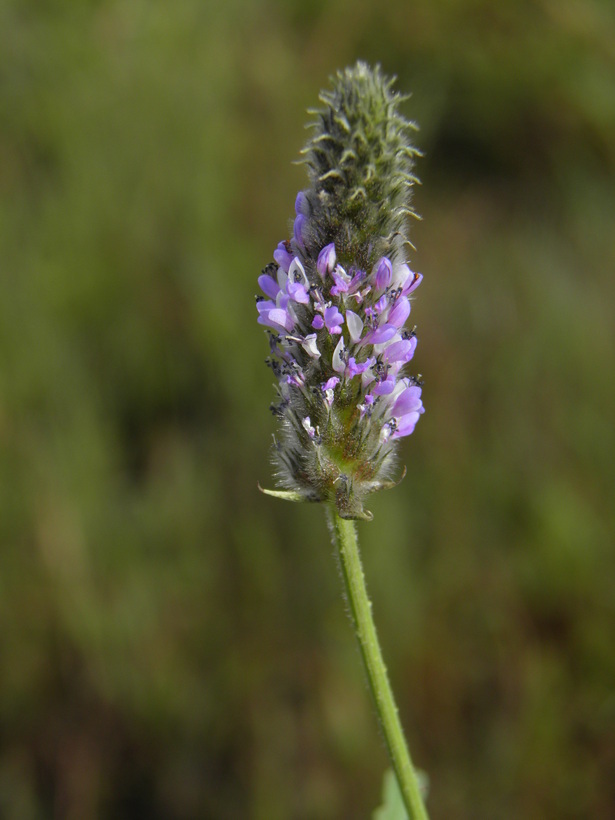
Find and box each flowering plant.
[257,62,424,521]
[257,63,429,819]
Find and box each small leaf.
[339,507,374,521]
[372,769,408,820]
[257,484,305,502]
[374,465,407,492]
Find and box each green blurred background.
[1,1,614,817]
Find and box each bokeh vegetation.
[1,1,614,817]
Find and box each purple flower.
[258,273,280,300]
[391,263,423,296]
[293,214,307,248]
[322,377,339,407]
[323,376,340,391]
[392,384,423,417]
[324,305,344,334]
[273,242,293,272]
[391,410,422,438]
[256,300,295,333]
[374,294,388,314]
[383,337,417,364]
[317,243,336,279]
[346,357,373,379]
[348,268,367,293]
[387,296,410,328]
[286,371,305,388]
[312,314,325,329]
[372,378,396,396]
[330,266,350,296]
[287,281,309,303]
[374,257,392,291]
[403,271,423,296]
[388,383,424,439]
[295,191,308,215]
[286,258,310,303]
[364,324,397,345]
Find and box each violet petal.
[295,191,308,215]
[324,305,345,331]
[403,271,423,296]
[388,296,410,328]
[312,314,325,330]
[287,282,309,304]
[317,243,336,279]
[374,257,392,291]
[391,411,421,438]
[323,376,340,391]
[372,377,396,396]
[273,243,293,272]
[383,337,417,364]
[392,385,422,416]
[293,214,307,247]
[365,324,397,345]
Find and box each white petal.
[389,378,408,403]
[301,333,321,359]
[345,310,363,343]
[361,369,375,388]
[302,416,315,435]
[277,268,288,291]
[332,336,346,374]
[391,262,412,290]
[288,257,309,288]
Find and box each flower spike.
[257,62,424,520]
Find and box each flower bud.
[317,243,336,279]
[374,257,393,291]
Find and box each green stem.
[327,507,428,820]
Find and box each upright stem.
[327,508,428,820]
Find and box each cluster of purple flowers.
[257,64,424,518]
[257,193,424,456]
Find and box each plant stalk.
[327,507,428,820]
